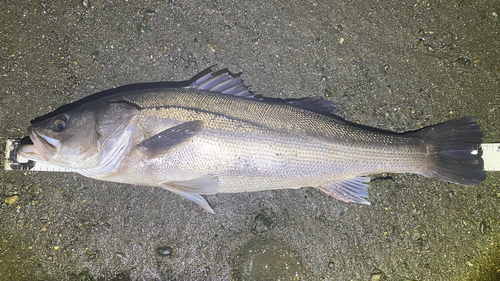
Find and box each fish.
[17,67,487,213]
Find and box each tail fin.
[415,117,486,186]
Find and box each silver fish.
[17,68,486,213]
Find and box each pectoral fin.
[161,175,219,214]
[317,176,371,205]
[138,120,203,159]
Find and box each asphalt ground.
[1,0,499,280]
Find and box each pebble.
[5,195,19,205]
[155,246,173,257]
[371,272,383,281]
[115,252,125,258]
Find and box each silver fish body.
[18,68,486,213]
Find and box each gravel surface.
[1,0,499,280]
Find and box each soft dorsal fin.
[284,96,336,116]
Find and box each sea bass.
[17,68,487,213]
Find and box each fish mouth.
[18,127,61,162]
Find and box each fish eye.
[53,115,69,132]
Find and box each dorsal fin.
[285,97,336,116]
[248,95,336,116]
[185,68,254,98]
[186,67,336,116]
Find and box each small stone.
[115,252,125,258]
[155,246,173,257]
[318,214,327,222]
[54,246,60,251]
[479,219,491,234]
[5,195,19,205]
[455,57,471,66]
[371,272,383,281]
[187,54,197,64]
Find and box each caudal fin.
[416,117,486,186]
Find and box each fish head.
[18,101,141,170]
[18,106,102,168]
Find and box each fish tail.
[415,117,487,186]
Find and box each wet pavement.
[1,0,499,280]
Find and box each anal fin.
[317,176,371,205]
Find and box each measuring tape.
[4,139,500,172]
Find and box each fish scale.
[116,89,430,192]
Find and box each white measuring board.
[481,143,500,172]
[4,139,500,172]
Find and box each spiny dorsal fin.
[186,68,254,98]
